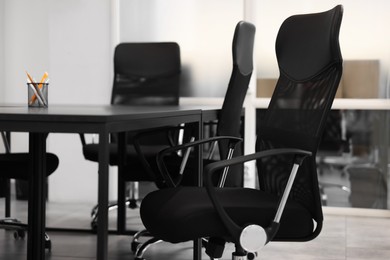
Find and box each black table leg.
[117,132,127,233]
[194,118,203,260]
[97,131,110,260]
[27,132,47,260]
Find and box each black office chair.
[79,42,181,230]
[131,21,256,259]
[140,5,343,260]
[0,132,59,250]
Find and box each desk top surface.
[0,104,220,133]
[0,104,216,122]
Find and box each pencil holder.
[27,82,48,107]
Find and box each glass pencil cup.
[27,82,49,107]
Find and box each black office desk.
[0,104,205,260]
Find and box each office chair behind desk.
[140,5,343,260]
[0,132,59,250]
[79,42,181,231]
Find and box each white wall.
[0,0,4,104]
[3,0,49,102]
[48,0,112,105]
[0,0,5,153]
[47,0,113,203]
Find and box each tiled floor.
[1,198,390,260]
[261,212,390,260]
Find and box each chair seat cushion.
[140,187,314,243]
[0,153,59,180]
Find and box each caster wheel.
[131,241,140,253]
[14,229,25,240]
[45,240,52,251]
[129,200,138,209]
[248,252,258,260]
[91,221,98,233]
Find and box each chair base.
[131,233,259,260]
[0,218,52,251]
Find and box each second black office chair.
[79,42,181,230]
[140,5,343,260]
[0,132,59,250]
[132,20,256,259]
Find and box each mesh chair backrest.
[217,21,256,159]
[111,42,181,106]
[256,5,343,226]
[319,110,345,152]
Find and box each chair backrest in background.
[111,42,181,106]
[111,42,181,145]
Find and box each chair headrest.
[276,5,343,81]
[232,21,256,76]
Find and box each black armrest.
[156,136,243,187]
[203,148,312,246]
